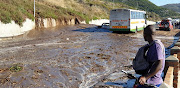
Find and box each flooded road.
[0,24,179,88]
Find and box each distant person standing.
[138,25,165,88]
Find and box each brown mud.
[0,24,179,88]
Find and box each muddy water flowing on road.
[0,25,177,88]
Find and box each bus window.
[131,11,146,19]
[140,12,142,19]
[137,12,140,19]
[140,12,143,19]
[139,12,142,19]
[131,11,136,19]
[141,13,144,19]
[131,11,133,19]
[134,12,136,19]
[136,12,138,19]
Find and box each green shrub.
[9,64,23,72]
[93,16,98,20]
[0,10,11,23]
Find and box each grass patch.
[9,63,23,72]
[67,9,90,23]
[93,16,98,20]
[0,0,130,25]
[0,0,34,25]
[0,9,11,24]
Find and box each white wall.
[89,19,109,26]
[88,19,156,26]
[0,18,35,37]
[147,20,156,25]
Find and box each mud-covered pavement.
[0,24,179,88]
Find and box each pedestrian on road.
[138,25,165,88]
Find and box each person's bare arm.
[145,59,163,79]
[139,59,163,85]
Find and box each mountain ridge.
[161,3,180,13]
[107,0,180,18]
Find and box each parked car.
[98,23,110,29]
[159,20,173,31]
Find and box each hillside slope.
[36,0,132,23]
[107,0,180,18]
[35,0,161,21]
[0,0,34,25]
[161,3,180,13]
[0,0,169,25]
[0,0,132,25]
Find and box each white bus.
[110,9,147,32]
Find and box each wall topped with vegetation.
[0,18,35,37]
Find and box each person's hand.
[139,76,147,85]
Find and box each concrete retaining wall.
[0,18,155,38]
[0,18,35,37]
[89,19,109,26]
[0,17,156,38]
[147,20,156,25]
[0,18,79,38]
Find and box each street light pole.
[34,0,35,17]
[137,1,138,10]
[113,0,114,9]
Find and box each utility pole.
[137,1,138,10]
[34,0,35,17]
[113,0,114,9]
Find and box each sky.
[149,0,180,6]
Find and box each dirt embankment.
[35,17,81,29]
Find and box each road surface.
[0,24,179,88]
